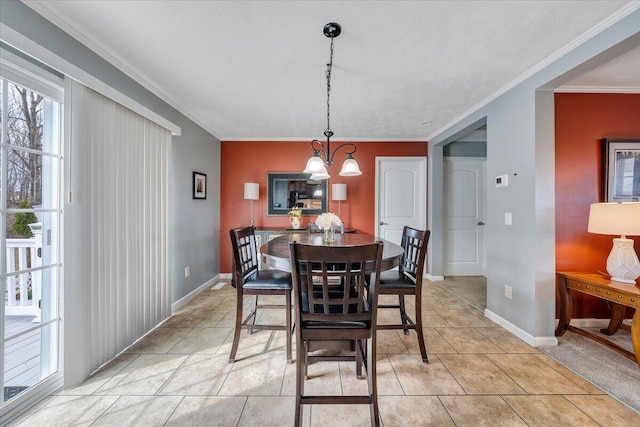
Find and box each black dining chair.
[289,241,384,427]
[229,226,293,363]
[377,226,431,362]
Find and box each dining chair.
[289,241,384,427]
[377,226,431,362]
[229,226,293,363]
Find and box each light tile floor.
[13,280,640,426]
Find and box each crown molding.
[221,137,428,143]
[555,85,640,94]
[427,1,640,142]
[23,1,216,138]
[0,23,181,135]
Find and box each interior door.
[444,159,486,276]
[375,157,427,246]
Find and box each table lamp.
[244,182,259,226]
[587,202,640,284]
[332,183,347,219]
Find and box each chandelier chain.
[325,37,334,137]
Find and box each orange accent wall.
[220,141,427,273]
[555,93,640,318]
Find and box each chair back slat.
[399,226,430,283]
[290,242,383,326]
[230,226,260,284]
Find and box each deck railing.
[4,227,42,319]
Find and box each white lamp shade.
[303,156,328,175]
[309,164,330,180]
[243,182,259,200]
[332,183,347,201]
[588,202,640,236]
[339,157,362,176]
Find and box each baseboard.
[565,318,631,328]
[426,274,445,281]
[220,273,232,280]
[484,309,558,347]
[172,274,220,313]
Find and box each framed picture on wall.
[193,171,207,199]
[603,139,640,202]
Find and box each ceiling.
[24,1,640,142]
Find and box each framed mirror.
[267,172,327,216]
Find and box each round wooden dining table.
[260,232,404,272]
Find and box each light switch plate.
[505,212,512,225]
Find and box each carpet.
[539,327,640,413]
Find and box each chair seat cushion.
[379,270,416,290]
[243,270,292,290]
[303,320,368,329]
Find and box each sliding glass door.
[1,58,63,415]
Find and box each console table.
[555,272,640,366]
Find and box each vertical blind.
[69,80,172,372]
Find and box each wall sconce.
[588,202,640,284]
[332,183,347,218]
[244,182,259,226]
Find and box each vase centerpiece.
[315,212,342,243]
[288,207,302,229]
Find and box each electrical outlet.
[185,266,191,278]
[504,285,512,300]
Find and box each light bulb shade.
[310,170,330,180]
[303,155,328,174]
[243,182,259,200]
[339,157,362,176]
[332,183,347,201]
[588,202,640,236]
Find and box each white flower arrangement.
[315,212,342,230]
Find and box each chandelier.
[303,22,362,180]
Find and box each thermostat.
[495,174,508,188]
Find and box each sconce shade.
[588,202,640,284]
[588,202,640,236]
[244,182,259,200]
[332,183,347,201]
[339,156,362,176]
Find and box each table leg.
[600,302,625,335]
[555,276,572,337]
[631,308,640,367]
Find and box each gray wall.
[0,0,221,305]
[443,141,487,157]
[428,9,640,340]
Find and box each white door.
[375,157,427,245]
[444,159,486,276]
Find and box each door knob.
[379,221,389,225]
[477,221,485,226]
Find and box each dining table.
[260,231,404,272]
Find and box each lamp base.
[610,276,639,284]
[606,237,640,285]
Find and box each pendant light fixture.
[303,22,362,180]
